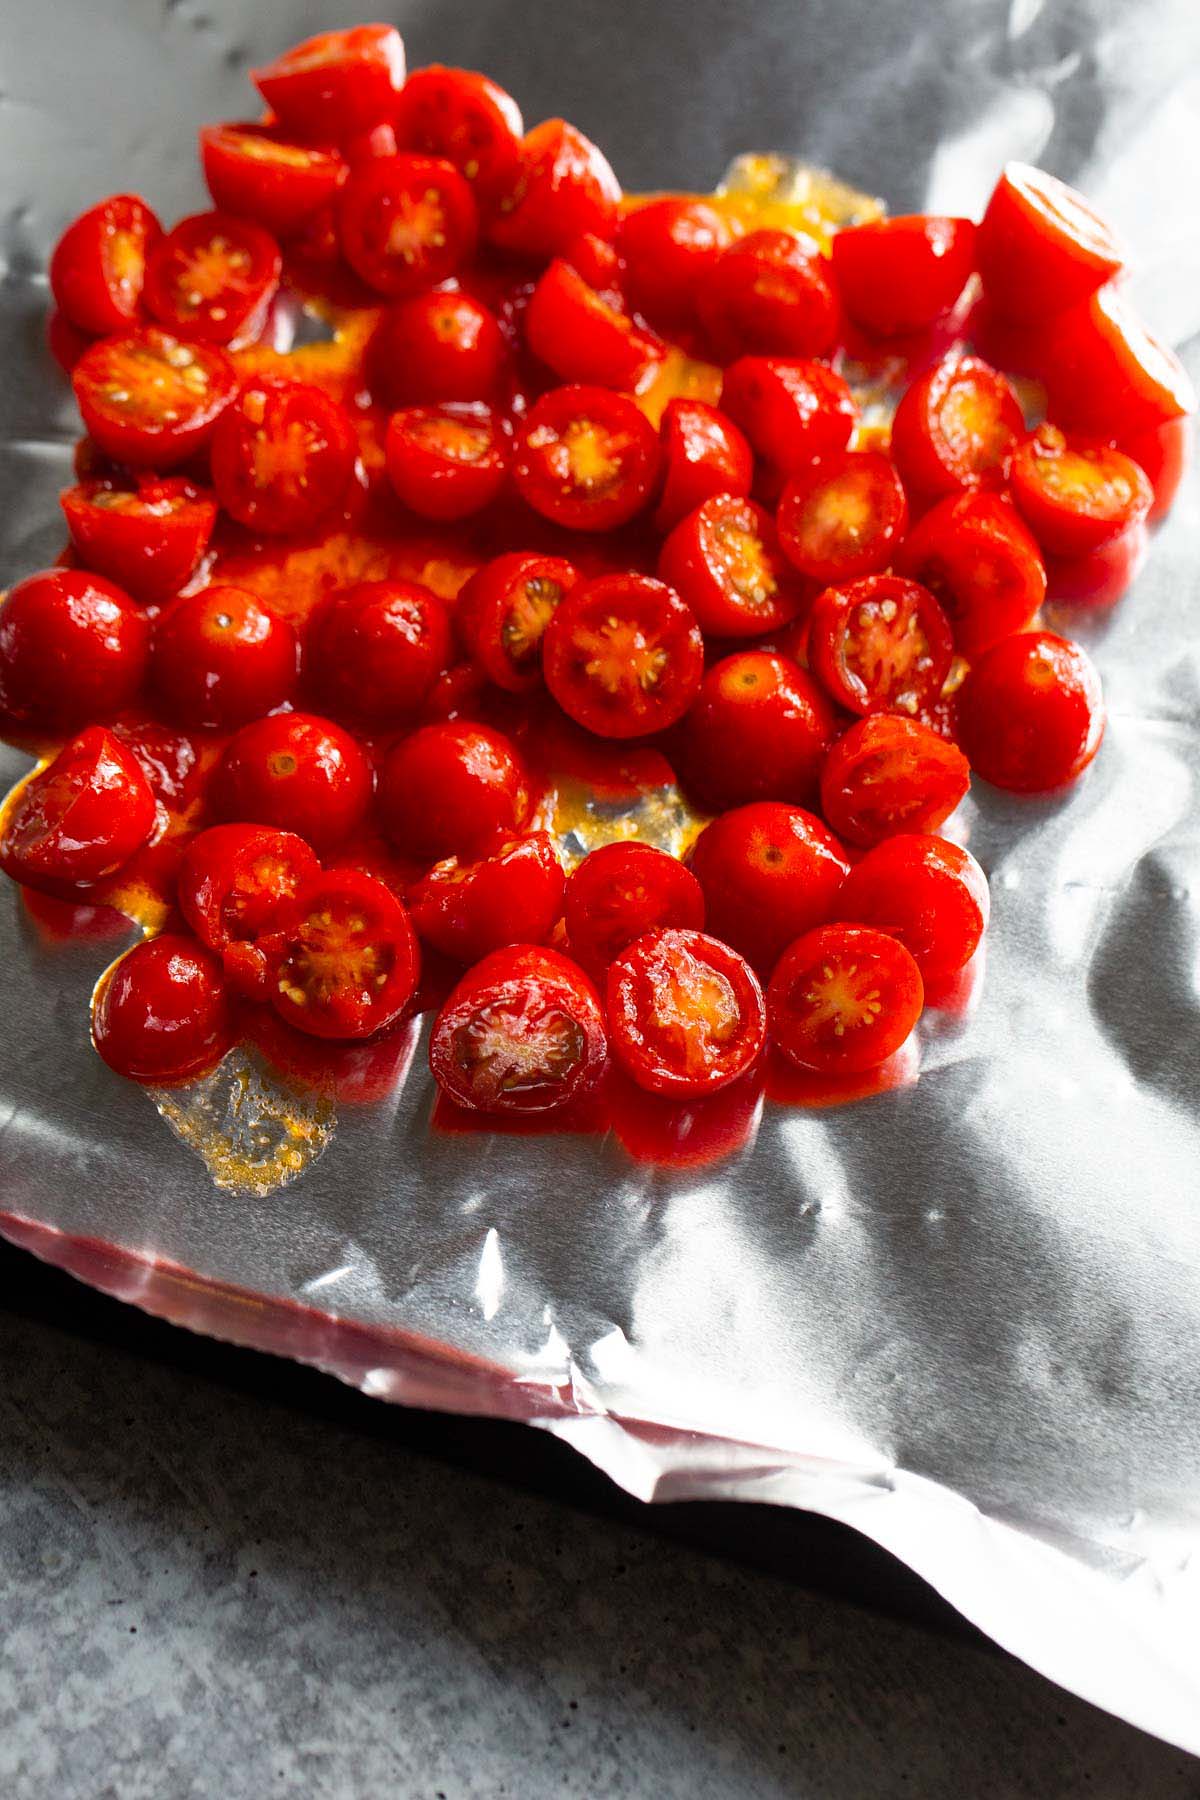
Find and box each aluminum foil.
[3,0,1200,1753]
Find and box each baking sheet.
[3,0,1200,1754]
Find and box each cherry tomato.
[252,24,407,142]
[338,154,478,297]
[92,935,233,1084]
[1121,415,1189,523]
[487,119,621,260]
[379,720,530,861]
[408,831,564,963]
[720,356,857,478]
[200,124,347,238]
[835,834,989,981]
[688,802,850,971]
[152,584,298,730]
[657,494,806,637]
[957,629,1104,793]
[768,922,923,1074]
[525,258,664,391]
[307,579,451,725]
[820,714,970,848]
[178,822,320,997]
[896,492,1046,657]
[542,573,703,739]
[512,384,660,531]
[977,163,1123,321]
[60,476,217,605]
[698,230,838,360]
[369,290,506,408]
[73,328,238,468]
[456,552,578,693]
[429,943,607,1115]
[0,568,149,730]
[564,841,705,970]
[654,399,753,534]
[392,65,524,212]
[1009,423,1152,556]
[1040,285,1196,439]
[890,355,1024,500]
[606,928,765,1098]
[563,230,625,299]
[215,712,372,852]
[831,215,976,337]
[1045,521,1147,610]
[143,211,281,347]
[617,198,732,330]
[384,403,507,521]
[807,574,954,717]
[112,720,203,811]
[776,449,908,584]
[47,309,92,376]
[49,194,162,337]
[0,727,156,891]
[267,867,419,1041]
[680,650,836,810]
[210,375,356,535]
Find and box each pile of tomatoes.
[0,23,1192,1118]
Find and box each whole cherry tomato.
[0,727,156,891]
[563,841,705,970]
[767,923,924,1074]
[339,154,478,296]
[210,376,356,534]
[720,356,857,478]
[0,569,149,730]
[977,163,1123,321]
[408,831,564,963]
[252,24,407,142]
[657,494,807,638]
[542,573,704,739]
[698,229,839,360]
[487,119,621,260]
[49,194,162,337]
[214,712,373,852]
[1009,423,1153,555]
[267,867,420,1040]
[606,927,765,1098]
[820,715,970,848]
[379,720,530,861]
[512,384,660,530]
[776,449,908,585]
[455,552,578,693]
[807,574,954,716]
[831,215,976,337]
[370,290,507,408]
[688,802,850,971]
[178,822,320,997]
[200,124,348,238]
[143,210,281,346]
[1039,285,1195,439]
[393,65,525,211]
[616,198,732,330]
[890,354,1024,501]
[60,476,217,605]
[152,584,298,730]
[92,935,234,1084]
[896,492,1046,657]
[835,834,989,981]
[957,629,1104,793]
[73,328,238,468]
[654,399,753,533]
[524,258,664,390]
[680,650,836,810]
[384,404,508,521]
[307,579,451,725]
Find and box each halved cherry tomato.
[564,842,705,970]
[112,720,203,811]
[768,923,923,1074]
[0,568,148,731]
[606,928,765,1098]
[896,492,1046,657]
[820,714,970,848]
[776,449,908,584]
[0,727,156,891]
[252,24,407,142]
[680,650,835,810]
[47,310,92,376]
[524,259,664,390]
[210,375,356,535]
[392,65,525,211]
[890,354,1024,500]
[268,867,420,1041]
[807,574,954,717]
[1009,423,1152,555]
[617,198,732,330]
[957,629,1104,793]
[1040,285,1195,438]
[200,124,347,238]
[338,154,478,296]
[384,403,508,521]
[49,194,162,337]
[408,831,564,963]
[698,229,839,360]
[720,356,856,478]
[657,494,807,637]
[429,944,607,1115]
[143,211,281,346]
[369,290,507,408]
[654,399,753,533]
[563,230,625,299]
[456,552,578,693]
[835,834,989,981]
[152,584,298,730]
[688,802,850,972]
[73,328,238,468]
[977,163,1122,321]
[215,712,372,852]
[60,476,217,605]
[379,720,530,861]
[178,822,320,997]
[1044,521,1147,610]
[542,573,703,739]
[307,579,451,724]
[512,384,660,531]
[487,119,621,260]
[92,935,233,1083]
[1121,415,1189,523]
[831,215,976,337]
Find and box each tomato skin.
[657,493,807,638]
[835,833,989,982]
[0,568,149,730]
[957,629,1104,793]
[680,650,836,810]
[688,801,850,972]
[60,476,217,605]
[616,198,732,330]
[214,712,373,853]
[73,328,238,468]
[200,124,347,238]
[654,399,753,534]
[392,65,525,212]
[92,935,233,1084]
[820,714,970,848]
[542,573,704,740]
[338,154,478,297]
[698,229,839,360]
[606,927,765,1099]
[776,449,908,585]
[524,258,664,391]
[512,384,660,531]
[807,573,954,717]
[832,215,976,337]
[369,290,507,408]
[563,230,625,299]
[408,831,564,963]
[49,194,162,336]
[1039,285,1196,439]
[178,822,320,997]
[379,720,530,861]
[896,491,1046,658]
[456,552,578,694]
[47,309,92,376]
[252,24,407,142]
[1121,415,1189,523]
[720,356,857,478]
[143,210,282,347]
[487,119,621,260]
[1044,522,1147,611]
[768,922,923,1075]
[210,375,357,535]
[1008,423,1152,556]
[977,163,1122,322]
[307,579,451,725]
[429,943,608,1115]
[151,584,298,730]
[564,841,705,971]
[266,867,420,1041]
[384,403,509,521]
[890,354,1024,501]
[0,727,157,891]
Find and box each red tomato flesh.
[50,194,162,337]
[93,935,233,1083]
[268,867,420,1041]
[512,384,660,531]
[680,650,836,810]
[768,922,923,1074]
[606,927,765,1098]
[564,841,705,970]
[977,163,1122,322]
[820,714,970,848]
[657,494,807,638]
[456,552,578,694]
[1009,423,1152,555]
[73,328,238,468]
[210,375,356,535]
[957,629,1104,793]
[200,124,347,238]
[777,449,908,584]
[0,727,156,891]
[143,210,281,346]
[896,492,1046,657]
[542,573,704,739]
[890,354,1024,500]
[408,831,564,963]
[835,834,989,981]
[525,258,664,391]
[832,215,976,337]
[688,802,850,972]
[807,574,954,717]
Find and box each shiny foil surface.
[2,0,1199,1753]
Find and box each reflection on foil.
[550,777,708,868]
[151,1048,336,1196]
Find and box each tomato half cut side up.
[456,552,579,693]
[392,65,525,211]
[200,125,348,238]
[60,476,217,605]
[890,355,1025,501]
[895,492,1046,658]
[338,154,478,296]
[512,385,660,531]
[767,923,924,1075]
[653,399,753,534]
[92,936,234,1085]
[524,258,664,391]
[835,834,990,982]
[268,868,420,1041]
[143,210,282,346]
[657,494,807,638]
[564,842,706,971]
[820,714,971,848]
[976,163,1123,321]
[429,944,608,1116]
[210,376,357,534]
[541,572,704,739]
[384,404,509,521]
[408,832,565,964]
[0,727,157,893]
[831,215,977,337]
[807,574,954,717]
[50,194,163,336]
[777,449,908,584]
[957,629,1105,793]
[178,822,320,998]
[251,24,407,142]
[606,928,766,1099]
[72,328,238,468]
[1008,423,1153,556]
